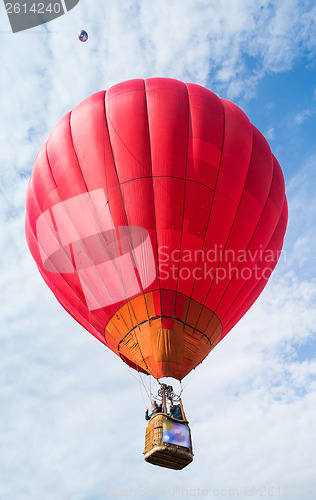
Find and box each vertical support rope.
[179,397,187,421]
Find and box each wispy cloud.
[265,127,275,140]
[295,88,316,124]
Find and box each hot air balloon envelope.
[25,78,288,381]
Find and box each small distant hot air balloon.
[78,29,88,42]
[25,78,288,470]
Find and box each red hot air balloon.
[25,78,288,382]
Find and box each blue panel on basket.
[162,419,190,448]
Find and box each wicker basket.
[144,413,193,470]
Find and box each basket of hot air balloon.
[144,413,193,470]
[144,391,193,470]
[25,78,288,470]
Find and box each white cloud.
[295,108,313,125]
[285,153,316,276]
[265,126,275,139]
[294,87,316,125]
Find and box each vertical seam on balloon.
[101,116,149,176]
[100,92,139,353]
[104,86,153,376]
[143,80,181,381]
[101,90,111,347]
[144,79,163,375]
[103,98,151,325]
[182,96,226,332]
[172,83,190,327]
[102,91,110,201]
[100,97,142,356]
[104,91,151,370]
[44,141,115,319]
[204,152,285,341]
[209,153,285,332]
[190,103,255,339]
[209,156,276,325]
[27,159,107,335]
[103,102,151,324]
[214,178,287,337]
[100,90,143,345]
[44,123,129,353]
[67,108,139,342]
[165,83,196,381]
[220,210,286,337]
[69,102,131,309]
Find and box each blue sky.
[0,1,315,499]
